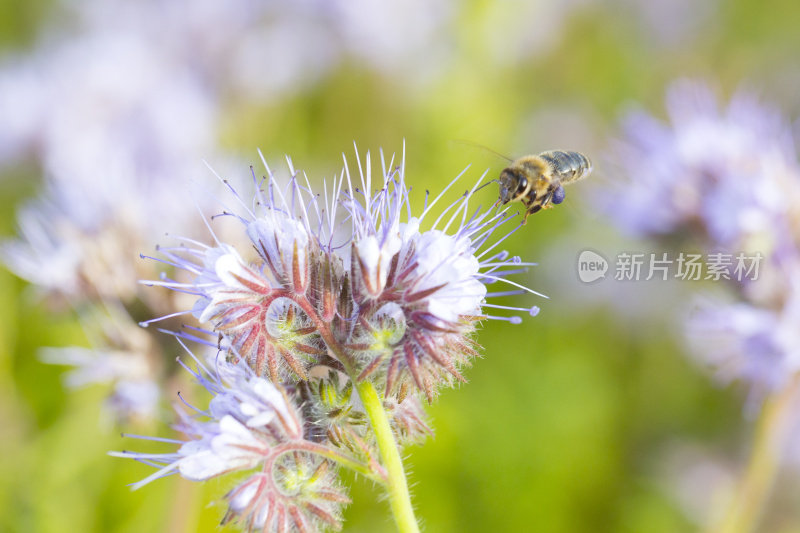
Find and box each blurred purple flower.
[40,346,159,422]
[687,289,800,400]
[0,3,222,423]
[608,80,800,249]
[606,80,800,399]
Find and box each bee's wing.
[540,150,593,186]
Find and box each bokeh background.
[2,0,800,531]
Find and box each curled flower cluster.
[117,147,540,531]
[113,351,352,531]
[153,148,539,401]
[607,80,800,398]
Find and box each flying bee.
[497,150,593,224]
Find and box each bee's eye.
[552,185,566,204]
[517,177,527,191]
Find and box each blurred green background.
[2,0,800,531]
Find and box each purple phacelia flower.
[40,345,159,423]
[687,286,800,401]
[119,145,541,532]
[608,80,800,251]
[606,80,800,399]
[149,146,541,402]
[0,29,222,425]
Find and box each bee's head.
[498,168,524,204]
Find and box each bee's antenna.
[451,139,514,162]
[474,179,498,193]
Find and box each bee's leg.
[518,197,532,225]
[541,191,555,210]
[523,203,542,223]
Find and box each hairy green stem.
[714,378,799,533]
[290,440,387,484]
[293,293,419,531]
[357,380,420,533]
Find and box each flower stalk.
[357,379,421,533]
[714,378,799,533]
[296,287,418,530]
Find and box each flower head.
[608,80,800,253]
[120,146,541,532]
[606,80,800,398]
[151,146,541,403]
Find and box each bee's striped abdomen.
[538,150,592,185]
